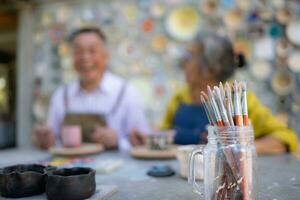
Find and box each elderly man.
[34,27,149,151]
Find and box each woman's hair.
[194,33,246,81]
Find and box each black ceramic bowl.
[0,164,47,198]
[46,167,96,200]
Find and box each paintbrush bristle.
[201,91,209,101]
[241,81,247,91]
[200,95,206,104]
[207,85,213,97]
[214,86,221,98]
[233,80,238,91]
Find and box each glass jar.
[189,126,257,200]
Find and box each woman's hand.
[255,135,286,155]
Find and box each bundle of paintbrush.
[200,80,249,127]
[201,80,255,200]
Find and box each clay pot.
[0,164,48,198]
[46,167,96,200]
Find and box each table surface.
[0,148,300,200]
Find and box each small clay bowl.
[0,164,47,198]
[46,167,96,200]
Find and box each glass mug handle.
[188,146,205,196]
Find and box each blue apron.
[173,103,209,145]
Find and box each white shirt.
[47,72,150,151]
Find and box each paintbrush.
[219,82,226,101]
[207,86,223,127]
[233,80,243,126]
[225,82,234,115]
[214,86,230,127]
[240,81,249,126]
[201,94,214,126]
[225,82,235,127]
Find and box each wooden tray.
[49,143,104,157]
[130,146,176,160]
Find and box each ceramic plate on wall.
[268,23,284,39]
[142,19,154,33]
[41,12,52,27]
[117,40,141,60]
[271,71,294,96]
[271,0,286,9]
[236,0,252,11]
[259,9,273,22]
[291,102,300,113]
[250,60,272,81]
[124,5,138,22]
[56,6,71,23]
[150,2,166,18]
[165,6,200,41]
[151,35,168,53]
[224,9,243,31]
[286,21,300,46]
[253,37,275,60]
[287,51,300,73]
[201,0,218,15]
[276,38,292,58]
[276,8,291,25]
[219,0,235,9]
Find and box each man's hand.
[33,125,55,150]
[90,126,118,149]
[129,129,147,146]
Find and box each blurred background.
[0,0,300,149]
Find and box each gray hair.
[195,33,237,81]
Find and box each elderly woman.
[160,33,298,154]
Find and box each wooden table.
[0,148,300,200]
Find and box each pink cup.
[61,125,82,148]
